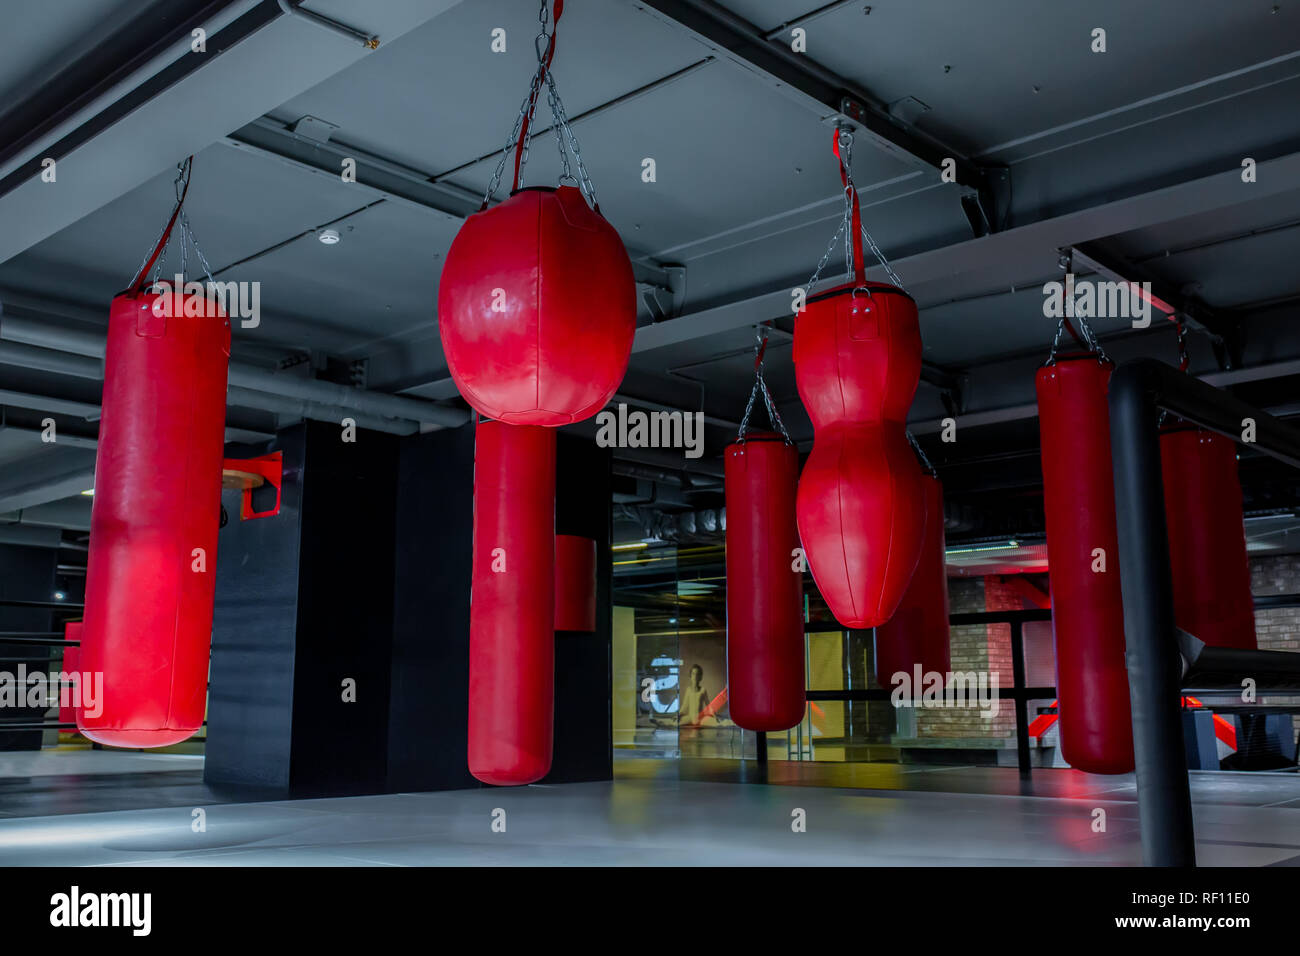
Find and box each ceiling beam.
[225,117,678,291]
[0,0,470,265]
[631,147,1300,357]
[1069,241,1243,367]
[633,0,997,229]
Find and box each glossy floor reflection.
[0,751,1296,865]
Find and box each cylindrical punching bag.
[875,474,952,688]
[795,283,926,627]
[1161,425,1257,650]
[725,433,805,731]
[80,290,231,747]
[468,419,557,785]
[438,186,636,426]
[1036,354,1134,774]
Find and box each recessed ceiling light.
[318,228,341,245]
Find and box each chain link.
[907,430,936,475]
[737,326,793,444]
[1175,317,1190,371]
[1045,250,1109,365]
[800,127,905,299]
[479,0,599,210]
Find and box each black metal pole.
[1010,620,1031,777]
[1109,362,1196,867]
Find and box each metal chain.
[1078,314,1110,364]
[861,224,904,289]
[800,127,905,299]
[1046,317,1068,365]
[737,326,793,444]
[479,1,599,209]
[1175,317,1190,371]
[1045,250,1109,365]
[482,85,539,205]
[801,215,847,293]
[545,70,599,207]
[907,430,936,476]
[134,159,190,289]
[182,213,215,285]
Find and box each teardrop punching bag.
[875,474,952,688]
[1161,426,1257,650]
[794,131,925,628]
[438,186,635,425]
[468,419,557,785]
[81,289,231,747]
[1036,354,1134,774]
[725,433,805,731]
[437,5,633,427]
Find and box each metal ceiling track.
[634,0,1003,235]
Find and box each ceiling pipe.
[0,339,418,435]
[275,0,379,50]
[225,386,417,436]
[0,311,468,428]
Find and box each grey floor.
[1,750,1298,865]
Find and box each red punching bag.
[794,130,925,628]
[81,287,230,747]
[1036,354,1134,774]
[437,3,634,427]
[1161,426,1257,650]
[468,419,557,785]
[875,474,952,688]
[725,433,805,732]
[438,187,635,425]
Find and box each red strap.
[753,334,768,371]
[1061,317,1087,348]
[511,0,564,194]
[128,157,192,297]
[832,129,865,285]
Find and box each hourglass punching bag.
[794,130,925,629]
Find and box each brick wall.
[915,576,1017,740]
[1249,555,1300,743]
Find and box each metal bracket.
[641,264,688,322]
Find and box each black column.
[545,432,613,784]
[206,422,398,798]
[387,423,477,791]
[0,545,59,749]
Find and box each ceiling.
[1,0,1298,559]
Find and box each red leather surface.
[554,534,597,632]
[724,434,805,731]
[438,186,635,426]
[80,292,230,747]
[1036,355,1134,774]
[794,283,925,627]
[468,420,557,785]
[874,475,952,688]
[1161,426,1257,650]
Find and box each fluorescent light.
[946,540,1023,556]
[80,489,94,496]
[612,542,648,552]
